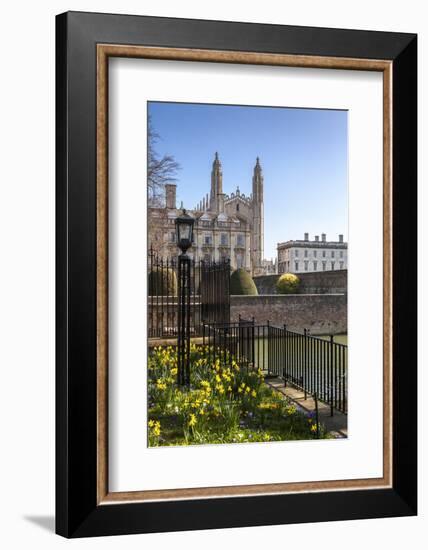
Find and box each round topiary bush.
[276,273,300,294]
[148,267,178,296]
[230,268,258,295]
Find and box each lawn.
[148,343,328,446]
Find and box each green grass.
[150,409,327,445]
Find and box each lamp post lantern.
[175,209,195,387]
[175,209,194,254]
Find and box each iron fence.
[148,248,230,338]
[268,325,347,414]
[200,258,230,326]
[202,318,347,414]
[201,316,255,372]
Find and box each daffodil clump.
[147,344,326,446]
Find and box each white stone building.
[277,233,347,274]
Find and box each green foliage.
[276,273,300,294]
[230,268,258,295]
[147,344,328,446]
[148,267,177,296]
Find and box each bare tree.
[148,115,180,207]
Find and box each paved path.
[265,377,348,438]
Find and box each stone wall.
[253,269,347,295]
[230,294,347,335]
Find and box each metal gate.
[200,258,230,326]
[148,249,230,338]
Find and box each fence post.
[330,334,334,416]
[283,324,287,386]
[303,329,308,400]
[251,317,255,370]
[177,253,192,387]
[314,392,320,439]
[266,320,270,375]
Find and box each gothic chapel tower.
[209,152,223,212]
[251,157,264,274]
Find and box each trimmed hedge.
[148,267,177,296]
[230,269,258,295]
[276,273,300,294]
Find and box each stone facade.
[277,233,348,274]
[230,294,347,335]
[148,153,267,275]
[254,269,347,295]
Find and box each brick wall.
[253,269,347,295]
[230,294,347,335]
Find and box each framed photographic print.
[56,11,417,538]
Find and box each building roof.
[277,239,347,250]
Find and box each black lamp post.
[175,209,194,387]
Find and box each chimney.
[339,234,344,243]
[165,184,177,210]
[304,232,309,241]
[315,235,319,242]
[321,233,326,242]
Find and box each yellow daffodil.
[156,379,167,391]
[148,419,161,437]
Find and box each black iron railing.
[201,317,255,372]
[148,248,230,338]
[200,258,230,326]
[202,318,347,414]
[148,249,187,338]
[268,325,347,414]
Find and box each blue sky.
[148,102,348,260]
